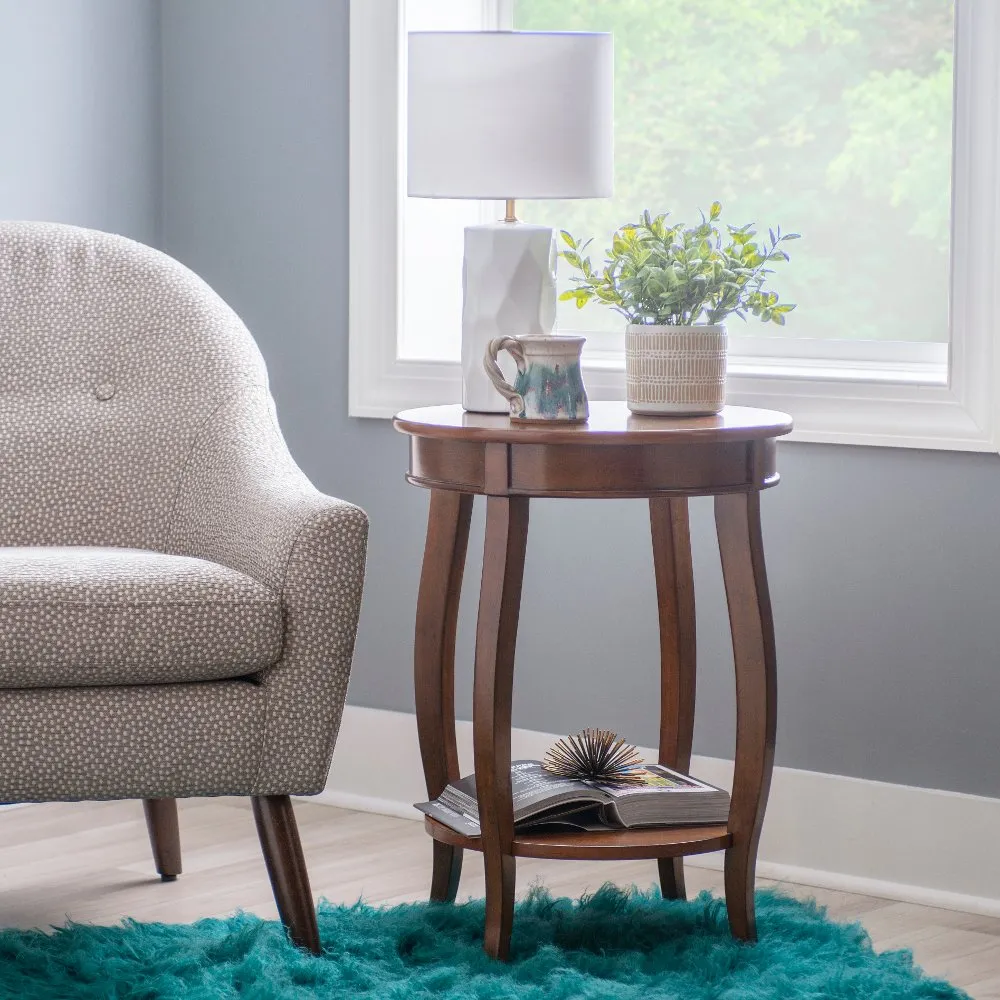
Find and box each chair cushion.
[0,548,283,689]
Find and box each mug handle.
[484,337,527,416]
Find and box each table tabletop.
[393,401,793,445]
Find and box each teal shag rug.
[0,886,968,999]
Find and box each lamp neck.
[503,198,517,224]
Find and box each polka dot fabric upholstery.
[0,682,266,801]
[0,222,267,549]
[0,547,283,688]
[0,222,369,801]
[168,377,369,794]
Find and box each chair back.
[0,221,269,548]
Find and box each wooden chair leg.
[143,798,181,882]
[252,795,321,955]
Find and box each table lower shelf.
[425,816,732,861]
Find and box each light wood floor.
[1,799,998,997]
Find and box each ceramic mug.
[484,334,589,422]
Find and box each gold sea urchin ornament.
[542,728,646,784]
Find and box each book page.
[600,764,703,799]
[510,761,608,819]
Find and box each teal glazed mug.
[484,334,589,422]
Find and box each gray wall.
[10,1,1000,799]
[160,0,1000,799]
[0,0,160,244]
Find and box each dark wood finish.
[715,492,778,941]
[400,403,788,498]
[143,798,181,882]
[473,496,529,959]
[657,859,687,901]
[414,489,474,902]
[509,441,759,496]
[430,838,464,904]
[410,437,485,492]
[251,795,321,955]
[425,816,732,859]
[484,854,516,961]
[397,403,787,959]
[484,441,511,495]
[395,402,793,445]
[650,498,697,900]
[408,436,781,497]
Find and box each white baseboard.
[313,705,1000,918]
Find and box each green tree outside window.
[515,0,954,343]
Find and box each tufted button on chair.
[0,221,369,953]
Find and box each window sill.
[727,360,947,386]
[584,349,949,387]
[349,353,993,453]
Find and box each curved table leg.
[473,495,529,960]
[715,491,777,941]
[415,489,473,903]
[649,497,697,901]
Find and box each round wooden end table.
[393,401,793,960]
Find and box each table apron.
[407,437,779,497]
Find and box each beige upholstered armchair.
[0,222,368,952]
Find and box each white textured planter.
[625,324,728,415]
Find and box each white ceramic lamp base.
[461,222,557,413]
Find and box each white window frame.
[349,0,1000,452]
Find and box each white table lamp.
[408,31,614,412]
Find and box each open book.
[415,760,730,837]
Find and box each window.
[350,0,1000,451]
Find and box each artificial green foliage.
[559,204,799,327]
[0,886,967,998]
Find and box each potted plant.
[559,202,799,414]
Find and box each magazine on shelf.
[415,759,730,838]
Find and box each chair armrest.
[168,388,368,793]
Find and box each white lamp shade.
[407,31,613,200]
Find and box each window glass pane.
[516,0,954,343]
